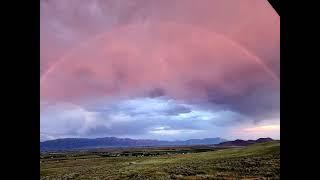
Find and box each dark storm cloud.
[148,88,166,98]
[204,82,279,122]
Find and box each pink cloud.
[41,0,279,132]
[41,22,278,102]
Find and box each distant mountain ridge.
[40,137,227,151]
[215,138,274,147]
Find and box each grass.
[40,141,280,179]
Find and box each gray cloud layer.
[41,97,250,141]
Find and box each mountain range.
[40,137,227,151]
[214,137,274,147]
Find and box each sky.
[40,0,280,142]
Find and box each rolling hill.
[41,141,280,179]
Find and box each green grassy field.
[40,141,280,179]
